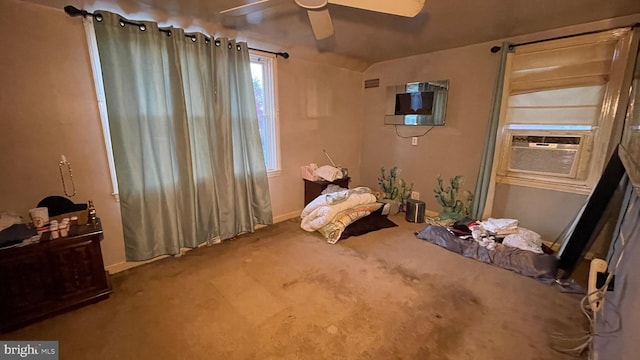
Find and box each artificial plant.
[433,175,473,220]
[378,166,413,211]
[398,178,413,206]
[378,166,399,200]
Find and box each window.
[493,29,636,194]
[250,52,281,175]
[84,16,281,203]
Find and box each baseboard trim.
[105,209,302,274]
[274,210,301,223]
[106,256,169,274]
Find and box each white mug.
[29,207,49,228]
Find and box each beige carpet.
[1,216,587,359]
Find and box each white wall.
[270,57,363,220]
[0,0,126,266]
[360,43,496,211]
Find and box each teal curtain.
[470,43,511,220]
[93,11,272,261]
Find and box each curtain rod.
[63,5,290,59]
[489,22,640,53]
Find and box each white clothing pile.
[479,218,518,235]
[471,217,544,254]
[502,228,544,254]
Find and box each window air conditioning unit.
[506,135,587,178]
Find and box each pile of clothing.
[301,163,346,182]
[448,217,546,254]
[0,212,38,249]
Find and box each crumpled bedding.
[301,187,378,231]
[415,225,558,282]
[301,187,381,243]
[502,228,544,254]
[317,203,382,244]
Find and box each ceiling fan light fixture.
[294,0,329,10]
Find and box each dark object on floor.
[415,225,558,282]
[0,224,37,248]
[596,272,615,291]
[541,243,554,255]
[405,199,425,223]
[451,217,479,235]
[340,207,397,240]
[37,196,88,217]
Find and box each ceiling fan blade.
[306,8,334,40]
[328,0,425,17]
[220,0,273,16]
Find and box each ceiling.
[20,0,640,69]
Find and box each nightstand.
[304,177,350,206]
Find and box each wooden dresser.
[304,177,350,206]
[0,221,111,332]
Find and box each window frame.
[84,17,120,201]
[491,29,636,195]
[249,51,281,177]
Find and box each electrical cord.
[550,290,600,357]
[552,187,635,359]
[394,125,435,138]
[607,183,635,264]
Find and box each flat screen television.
[385,80,449,126]
[394,92,434,115]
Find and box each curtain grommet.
[139,24,146,31]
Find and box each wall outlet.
[411,191,420,200]
[411,137,418,146]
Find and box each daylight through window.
[250,52,280,175]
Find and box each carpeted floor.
[1,216,587,359]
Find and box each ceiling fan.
[220,0,425,40]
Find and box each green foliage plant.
[378,167,414,210]
[433,175,474,220]
[378,166,399,200]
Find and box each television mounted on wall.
[384,80,449,126]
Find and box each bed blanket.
[301,189,378,231]
[316,203,382,244]
[301,187,373,219]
